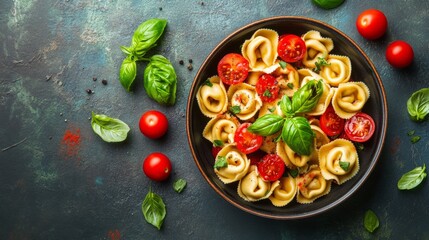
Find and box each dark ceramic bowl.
[186,16,387,219]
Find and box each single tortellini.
[241,29,279,72]
[301,30,334,68]
[276,140,312,168]
[202,114,239,144]
[274,64,301,97]
[269,175,297,207]
[319,139,360,185]
[214,144,250,184]
[298,69,335,116]
[227,83,262,120]
[196,76,228,118]
[320,55,352,87]
[331,82,370,119]
[237,166,280,202]
[296,165,332,204]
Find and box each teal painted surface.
[0,0,428,239]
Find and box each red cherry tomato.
[217,53,249,85]
[234,123,263,154]
[356,9,388,40]
[320,105,345,137]
[142,152,172,181]
[247,150,265,165]
[277,34,306,63]
[344,112,375,142]
[255,74,280,102]
[139,110,168,139]
[257,154,285,182]
[385,40,414,68]
[211,146,222,158]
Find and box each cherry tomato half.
[234,123,263,154]
[247,150,265,165]
[320,105,345,137]
[255,74,280,102]
[143,152,172,181]
[257,154,285,182]
[356,9,388,40]
[217,53,249,85]
[211,146,222,159]
[139,110,168,139]
[344,112,375,142]
[277,34,306,63]
[385,40,414,68]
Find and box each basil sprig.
[144,55,177,105]
[91,112,130,142]
[142,188,166,230]
[128,18,167,59]
[397,164,427,190]
[119,56,137,91]
[248,80,323,156]
[407,88,429,122]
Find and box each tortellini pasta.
[320,55,352,87]
[237,166,280,202]
[227,83,262,120]
[296,165,332,204]
[318,139,359,185]
[269,176,297,207]
[196,76,228,118]
[331,81,370,119]
[241,29,279,72]
[214,144,250,184]
[203,114,239,144]
[276,140,312,168]
[301,30,334,68]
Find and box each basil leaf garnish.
[91,112,130,142]
[279,61,287,69]
[339,161,350,171]
[407,88,429,122]
[282,117,314,156]
[173,179,187,193]
[129,18,167,59]
[312,0,344,10]
[230,105,241,114]
[213,140,224,147]
[141,188,166,230]
[214,156,228,169]
[364,210,379,233]
[144,55,177,105]
[119,56,137,91]
[280,95,294,117]
[291,80,324,114]
[248,114,285,136]
[397,164,427,190]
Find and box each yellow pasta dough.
[331,81,370,119]
[269,176,297,207]
[237,166,280,202]
[214,144,250,184]
[227,83,262,120]
[320,54,352,86]
[296,165,332,204]
[196,76,228,118]
[241,29,279,72]
[301,30,334,68]
[202,114,239,144]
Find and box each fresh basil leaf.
[279,61,287,69]
[364,210,379,233]
[312,0,345,10]
[247,114,285,136]
[173,179,187,193]
[407,130,415,136]
[141,188,166,230]
[263,89,272,97]
[287,83,294,89]
[230,105,241,114]
[119,56,137,92]
[129,18,167,59]
[410,135,421,143]
[289,168,299,178]
[213,140,224,147]
[339,161,350,171]
[397,164,427,190]
[204,79,213,87]
[282,117,314,156]
[120,45,133,55]
[313,57,331,72]
[144,55,177,105]
[280,95,294,117]
[91,112,130,142]
[407,88,429,122]
[291,80,324,114]
[214,156,228,169]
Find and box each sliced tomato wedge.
[255,74,280,102]
[277,34,306,63]
[344,112,375,142]
[217,53,249,85]
[320,105,345,137]
[257,154,285,182]
[234,123,263,154]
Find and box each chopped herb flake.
[287,83,294,89]
[313,57,330,72]
[230,105,241,114]
[213,140,224,147]
[263,89,272,97]
[204,79,213,87]
[289,168,299,178]
[407,130,415,136]
[279,61,287,69]
[339,161,350,171]
[411,135,421,143]
[214,156,228,169]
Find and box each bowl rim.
[186,16,388,220]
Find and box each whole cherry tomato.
[143,152,172,181]
[217,53,250,85]
[139,110,168,139]
[356,9,388,40]
[277,34,306,63]
[385,40,414,68]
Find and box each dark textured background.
[0,1,428,239]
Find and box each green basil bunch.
[248,80,324,156]
[118,18,177,106]
[144,55,177,105]
[91,112,130,142]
